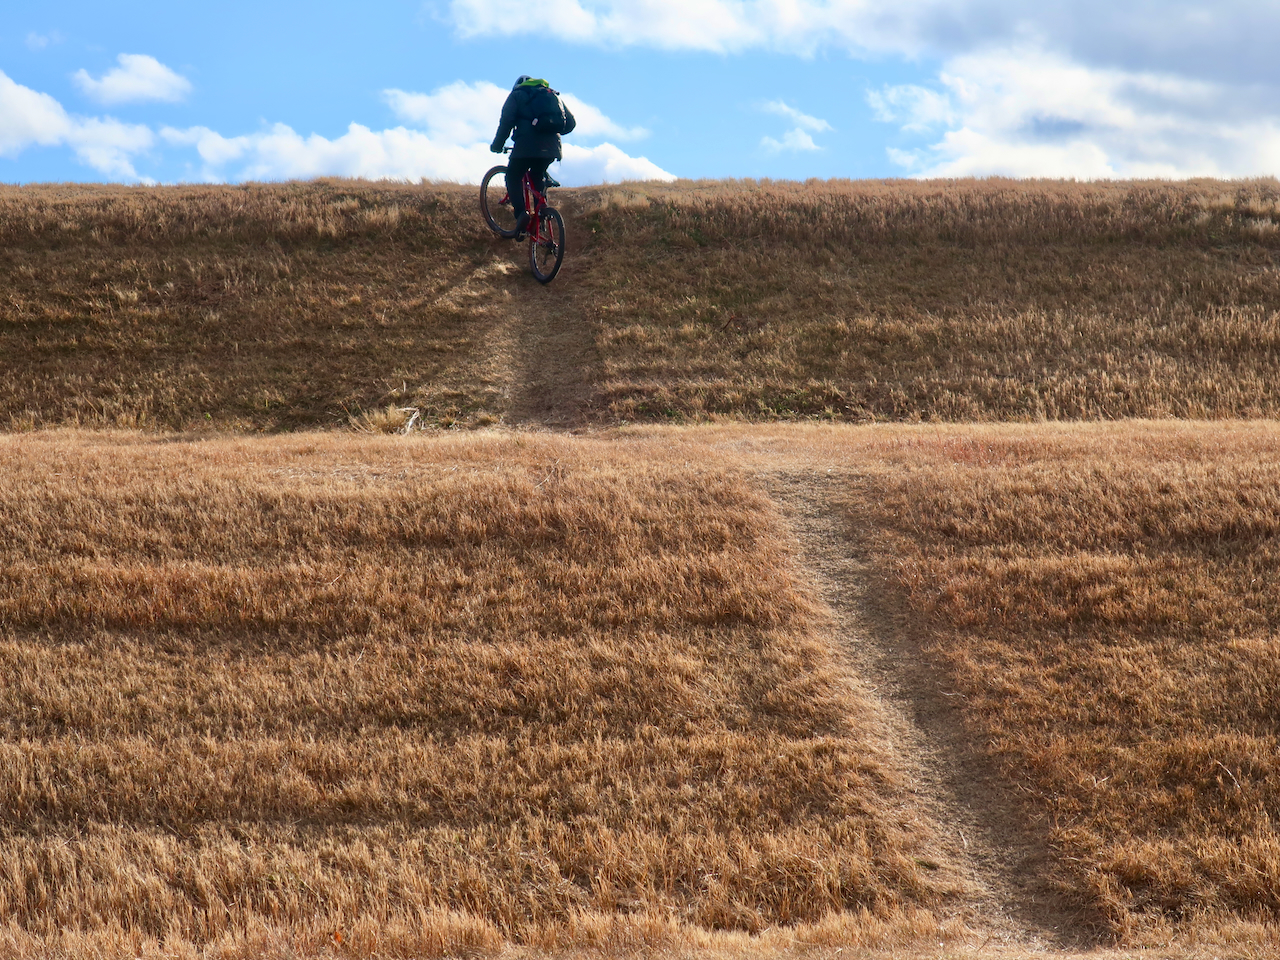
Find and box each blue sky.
[3,0,1278,185]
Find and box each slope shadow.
[492,204,605,428]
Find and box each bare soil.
[759,471,1108,950]
[483,228,603,427]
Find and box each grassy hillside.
[0,181,505,431]
[849,424,1280,940]
[0,430,958,959]
[3,424,1280,958]
[3,178,1280,430]
[5,178,1280,958]
[576,179,1280,421]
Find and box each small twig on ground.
[1215,759,1242,791]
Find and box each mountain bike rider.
[490,76,576,238]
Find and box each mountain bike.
[480,154,565,284]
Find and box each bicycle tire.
[480,165,518,237]
[530,207,565,284]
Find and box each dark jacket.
[490,82,577,161]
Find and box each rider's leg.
[531,159,553,198]
[505,159,532,234]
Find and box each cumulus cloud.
[0,69,153,178]
[66,117,156,179]
[162,123,496,182]
[162,122,673,184]
[3,67,668,185]
[384,81,509,145]
[878,49,1280,178]
[560,93,649,141]
[448,0,1280,177]
[759,100,830,153]
[74,54,192,105]
[762,100,831,133]
[447,0,1280,78]
[762,129,820,153]
[867,84,955,132]
[164,81,672,184]
[0,70,71,155]
[385,81,649,144]
[560,142,674,184]
[450,0,765,53]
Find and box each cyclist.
[490,76,576,238]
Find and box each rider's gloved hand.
[489,141,504,154]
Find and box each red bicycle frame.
[500,172,550,240]
[482,151,565,282]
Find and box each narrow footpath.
[761,469,1099,950]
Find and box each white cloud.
[0,69,152,179]
[560,93,649,141]
[761,100,831,134]
[445,0,1280,79]
[0,70,72,155]
[3,67,670,185]
[161,125,251,169]
[560,142,675,184]
[450,0,766,53]
[867,84,955,132]
[762,129,819,153]
[74,54,192,105]
[759,100,829,153]
[161,112,674,185]
[66,117,155,179]
[385,81,650,144]
[448,0,1280,178]
[26,32,61,51]
[877,48,1280,178]
[201,79,670,184]
[164,122,494,182]
[384,81,509,145]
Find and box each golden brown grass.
[5,178,1280,430]
[8,172,1280,956]
[833,422,1280,941]
[0,429,957,958]
[0,181,521,431]
[565,178,1280,422]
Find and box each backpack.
[527,85,570,135]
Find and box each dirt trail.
[485,214,604,428]
[506,286,602,426]
[488,230,1098,946]
[761,470,1100,950]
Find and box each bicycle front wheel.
[480,165,518,237]
[530,207,565,284]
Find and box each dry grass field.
[0,181,511,431]
[0,430,965,959]
[4,424,1280,958]
[5,178,1280,959]
[571,178,1280,422]
[846,423,1280,941]
[4,178,1280,429]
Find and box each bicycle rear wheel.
[480,165,518,237]
[530,207,565,284]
